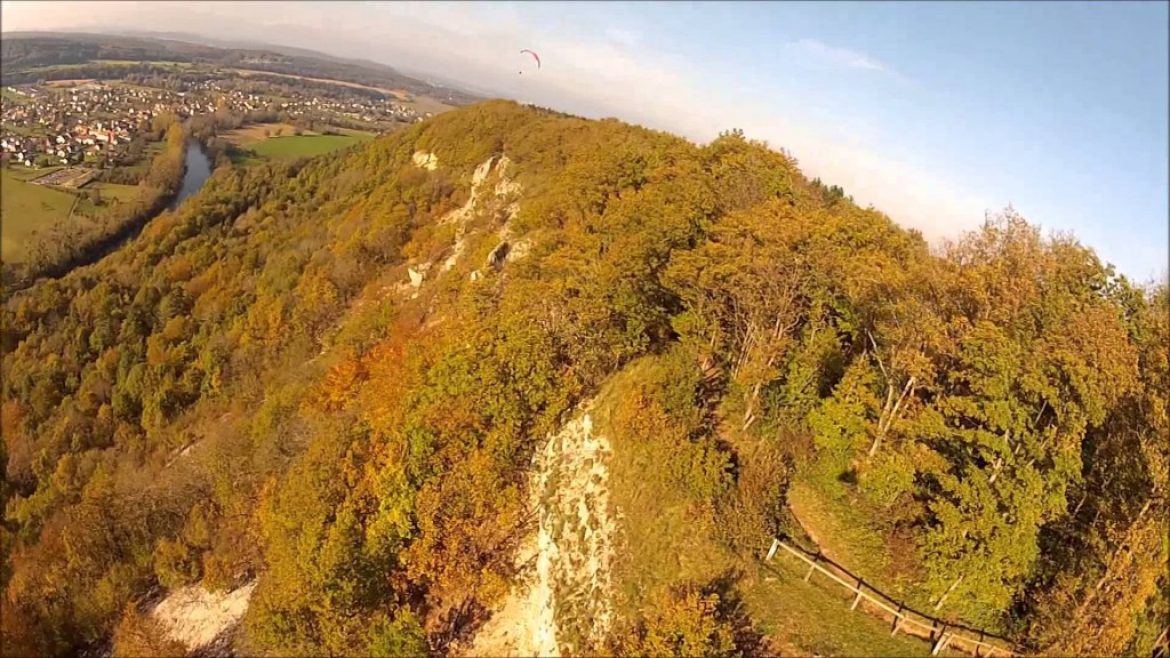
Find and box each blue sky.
[512,0,1169,280]
[5,1,1166,279]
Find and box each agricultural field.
[85,181,140,203]
[228,130,374,165]
[251,133,371,159]
[0,167,78,262]
[1,165,141,263]
[1,87,30,104]
[221,122,305,147]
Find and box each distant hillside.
[1,101,1164,658]
[0,31,479,104]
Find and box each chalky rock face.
[151,581,258,654]
[465,407,615,657]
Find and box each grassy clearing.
[786,473,934,613]
[594,358,737,619]
[6,166,60,182]
[221,123,306,147]
[250,133,370,160]
[1,88,30,104]
[75,181,142,217]
[786,479,893,583]
[1,168,78,262]
[86,181,140,203]
[741,556,933,657]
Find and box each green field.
[86,181,140,203]
[27,59,190,75]
[1,168,78,262]
[75,181,142,218]
[249,133,371,160]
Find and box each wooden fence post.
[930,623,948,656]
[765,538,779,561]
[891,604,904,636]
[851,577,864,610]
[804,553,818,582]
[931,631,952,656]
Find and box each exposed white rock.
[463,406,614,657]
[440,155,526,274]
[412,150,439,171]
[151,580,257,652]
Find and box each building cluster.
[2,82,155,167]
[1,69,430,169]
[188,77,426,125]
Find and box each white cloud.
[604,27,642,49]
[1,1,988,241]
[784,38,906,81]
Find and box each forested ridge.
[0,33,478,104]
[0,100,1165,656]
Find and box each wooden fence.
[763,537,1021,658]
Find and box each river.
[5,140,216,292]
[55,141,210,273]
[168,141,213,210]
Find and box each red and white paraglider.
[518,49,541,75]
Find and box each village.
[0,67,429,171]
[1,81,148,168]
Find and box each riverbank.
[0,126,205,292]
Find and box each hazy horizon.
[4,1,1166,280]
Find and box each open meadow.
[1,167,140,262]
[250,133,371,159]
[225,127,374,165]
[1,168,77,262]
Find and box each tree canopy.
[1,100,1164,657]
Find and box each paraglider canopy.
[519,49,541,74]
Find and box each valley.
[0,38,1165,658]
[0,32,466,289]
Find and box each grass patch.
[7,166,60,182]
[1,88,30,105]
[250,134,370,160]
[74,181,141,217]
[594,356,737,619]
[221,123,306,147]
[786,479,893,584]
[0,168,78,262]
[741,556,933,657]
[86,181,140,203]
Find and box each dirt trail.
[464,406,615,657]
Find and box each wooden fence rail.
[763,537,1022,658]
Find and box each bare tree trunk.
[869,376,915,457]
[933,574,964,611]
[743,381,761,430]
